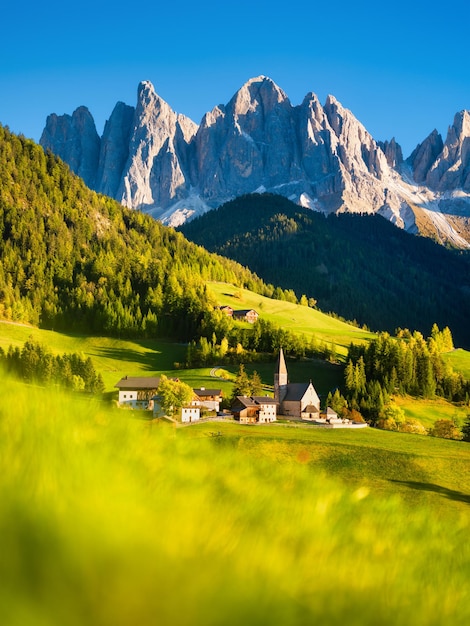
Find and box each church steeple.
[274,348,288,405]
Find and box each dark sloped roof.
[115,376,161,390]
[302,405,320,413]
[252,396,276,404]
[283,382,311,401]
[193,388,223,397]
[232,396,258,408]
[233,309,258,315]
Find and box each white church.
[274,349,367,428]
[274,348,322,420]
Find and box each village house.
[181,406,201,423]
[191,387,223,412]
[231,395,277,424]
[115,377,223,421]
[232,309,259,323]
[115,376,162,410]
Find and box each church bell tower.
[274,348,288,406]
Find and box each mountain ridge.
[180,193,470,348]
[40,76,470,247]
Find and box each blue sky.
[1,0,469,157]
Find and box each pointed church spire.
[277,347,287,378]
[274,348,288,405]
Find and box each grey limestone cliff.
[425,111,470,191]
[96,101,135,199]
[40,106,100,189]
[39,76,470,246]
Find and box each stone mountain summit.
[40,76,470,247]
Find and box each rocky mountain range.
[40,76,470,247]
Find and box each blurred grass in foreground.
[0,376,469,626]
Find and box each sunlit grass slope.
[0,321,193,392]
[443,348,470,379]
[1,376,469,626]
[181,421,470,517]
[0,321,345,399]
[395,395,470,429]
[207,281,375,357]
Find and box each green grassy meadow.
[0,375,469,626]
[0,321,344,400]
[395,395,469,429]
[207,282,375,357]
[443,348,470,379]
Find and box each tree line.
[338,325,470,439]
[184,315,337,367]
[0,338,104,393]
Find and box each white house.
[115,376,161,410]
[231,396,277,424]
[254,396,277,423]
[181,406,201,423]
[191,388,223,412]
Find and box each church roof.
[283,382,312,401]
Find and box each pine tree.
[461,415,470,442]
[231,364,252,399]
[251,371,263,396]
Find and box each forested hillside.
[0,126,277,340]
[181,194,470,347]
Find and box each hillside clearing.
[206,281,375,357]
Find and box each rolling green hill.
[443,348,470,379]
[181,193,470,348]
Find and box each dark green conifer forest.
[181,194,470,348]
[0,126,276,341]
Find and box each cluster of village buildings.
[115,349,365,428]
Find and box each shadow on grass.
[94,344,186,372]
[94,347,160,371]
[390,480,470,505]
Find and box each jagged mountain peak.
[228,75,290,116]
[423,109,470,192]
[378,138,404,169]
[134,80,197,132]
[40,105,100,189]
[452,109,470,134]
[40,77,470,247]
[135,80,176,122]
[407,129,444,184]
